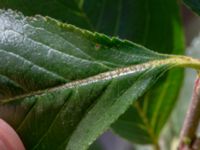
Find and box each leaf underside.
[0,9,188,150]
[0,0,185,145]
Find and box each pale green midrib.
[1,55,200,104]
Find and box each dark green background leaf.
[0,0,92,30]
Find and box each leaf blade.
[0,9,193,150]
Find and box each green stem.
[171,55,200,70]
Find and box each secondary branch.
[179,76,200,150]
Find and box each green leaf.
[183,0,200,15]
[109,0,185,144]
[76,0,185,145]
[0,0,185,145]
[0,10,196,150]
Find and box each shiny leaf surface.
[0,0,185,146]
[0,10,195,150]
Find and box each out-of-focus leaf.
[0,0,92,30]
